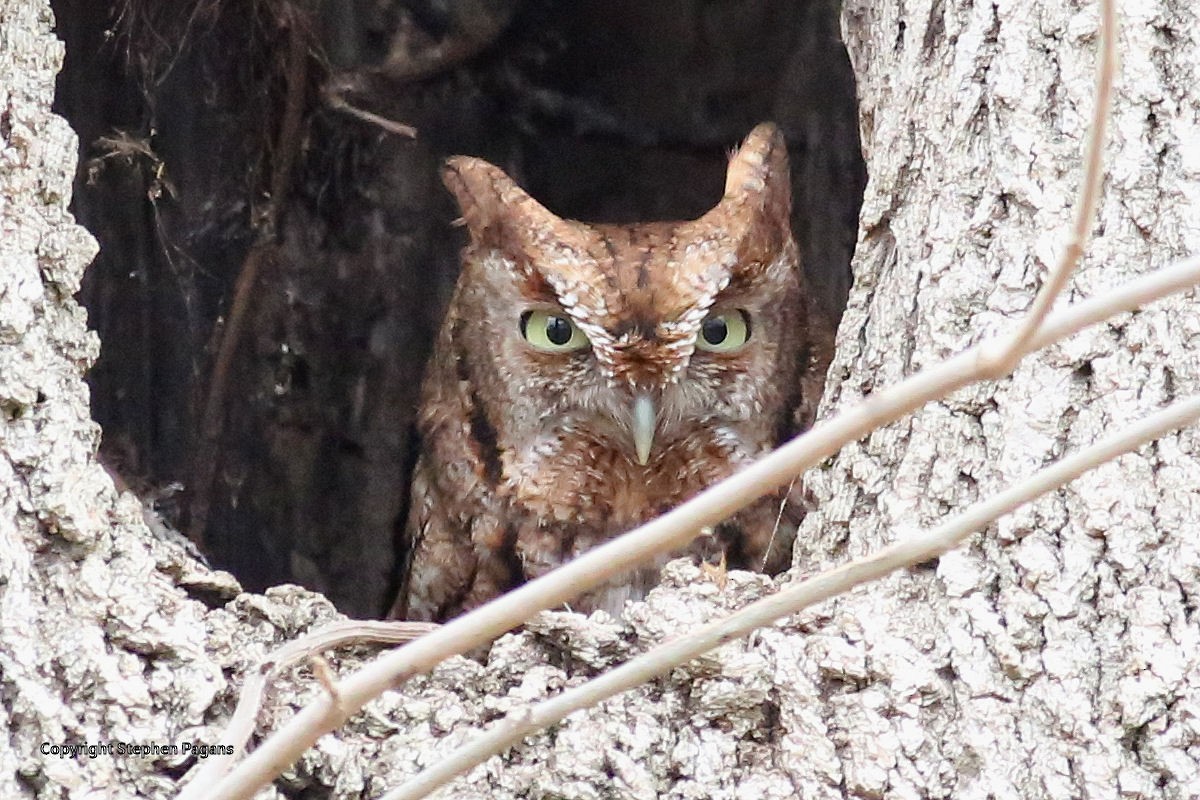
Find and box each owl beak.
[632,394,656,466]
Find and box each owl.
[390,123,829,622]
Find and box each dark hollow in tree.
[52,0,865,617]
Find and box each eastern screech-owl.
[390,123,829,622]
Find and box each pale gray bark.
[2,2,280,797]
[2,0,1198,799]
[790,1,1200,797]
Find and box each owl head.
[440,123,807,472]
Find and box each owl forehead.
[536,221,739,384]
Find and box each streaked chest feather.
[503,424,756,534]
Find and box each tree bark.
[3,0,1198,799]
[790,0,1200,796]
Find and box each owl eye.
[695,309,751,353]
[519,309,590,353]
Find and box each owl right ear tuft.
[701,123,794,274]
[722,123,792,233]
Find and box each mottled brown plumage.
[390,123,830,621]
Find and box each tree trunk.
[790,0,1200,796]
[2,0,1198,799]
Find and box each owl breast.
[510,429,746,525]
[504,421,771,614]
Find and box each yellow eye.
[695,309,751,353]
[520,309,590,352]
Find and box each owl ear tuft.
[441,156,590,263]
[442,156,531,242]
[706,123,794,271]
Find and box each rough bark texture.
[3,0,1199,799]
[791,0,1200,796]
[1,1,240,796]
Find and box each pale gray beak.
[632,394,656,466]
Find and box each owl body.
[392,124,827,621]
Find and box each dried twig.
[324,90,418,138]
[179,620,435,800]
[979,0,1117,376]
[310,657,342,711]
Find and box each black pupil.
[546,315,573,345]
[702,316,729,345]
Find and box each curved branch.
[380,392,1200,800]
[978,0,1118,376]
[192,251,1200,800]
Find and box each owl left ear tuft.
[707,123,794,272]
[441,156,594,281]
[442,156,534,246]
